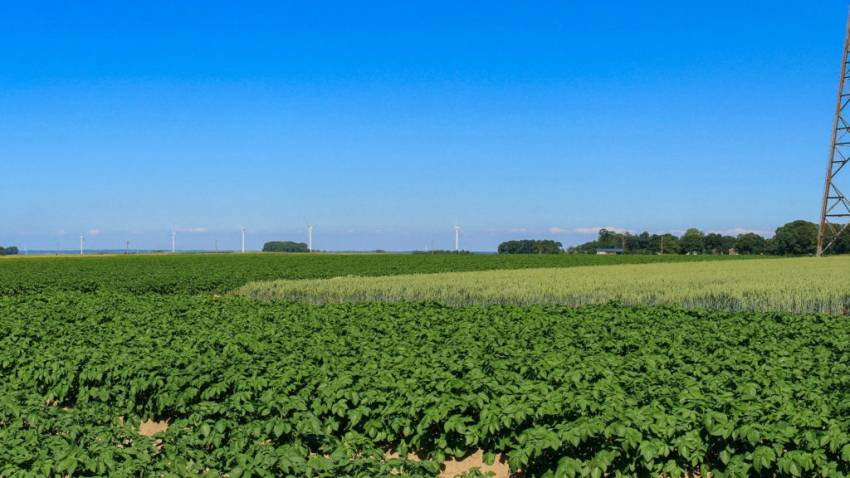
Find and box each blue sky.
[0,1,846,251]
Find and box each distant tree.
[772,220,817,256]
[720,235,737,253]
[822,226,850,254]
[622,233,640,252]
[569,231,687,255]
[262,241,309,253]
[0,246,18,256]
[658,234,680,254]
[764,237,776,255]
[634,232,652,253]
[704,233,724,254]
[569,229,616,254]
[498,240,562,254]
[625,231,669,254]
[497,241,517,254]
[735,233,766,255]
[591,229,631,251]
[700,234,737,254]
[643,234,662,254]
[568,240,599,254]
[597,229,622,249]
[679,228,705,254]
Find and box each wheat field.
[236,256,850,313]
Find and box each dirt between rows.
[134,420,510,477]
[108,417,710,478]
[385,449,511,478]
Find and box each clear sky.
[1,1,847,251]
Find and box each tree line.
[262,241,309,253]
[569,229,764,255]
[500,220,840,256]
[569,220,827,256]
[0,246,19,256]
[498,240,563,254]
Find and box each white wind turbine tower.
[240,226,246,253]
[453,224,461,252]
[79,233,85,255]
[171,226,177,253]
[307,223,313,252]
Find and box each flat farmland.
[1,253,846,477]
[0,252,754,295]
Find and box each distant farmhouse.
[596,247,624,255]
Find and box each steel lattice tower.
[818,9,850,256]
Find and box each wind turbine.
[80,233,84,256]
[307,223,313,252]
[171,226,177,253]
[240,226,246,253]
[454,224,461,252]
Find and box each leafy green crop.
[0,253,753,296]
[2,293,849,477]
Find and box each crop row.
[2,293,850,477]
[238,256,850,314]
[0,253,752,296]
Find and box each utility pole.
[818,7,850,256]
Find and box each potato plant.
[1,293,849,477]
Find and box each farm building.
[596,248,624,255]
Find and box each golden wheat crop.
[236,256,850,313]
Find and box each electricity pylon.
[818,8,850,256]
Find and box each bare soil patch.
[385,449,511,478]
[442,450,510,478]
[138,419,169,436]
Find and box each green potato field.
[1,253,847,477]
